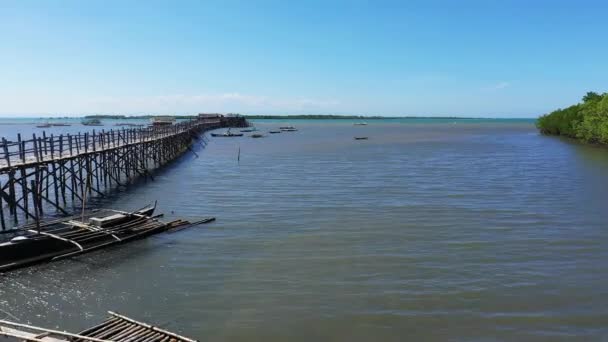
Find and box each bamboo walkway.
[0,117,247,230]
[0,311,197,342]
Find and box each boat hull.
[210,133,243,137]
[0,205,159,272]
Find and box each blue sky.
[0,0,607,117]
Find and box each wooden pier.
[0,116,247,230]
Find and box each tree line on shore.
[537,92,608,144]
[84,114,198,119]
[84,114,475,120]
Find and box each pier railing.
[0,117,247,230]
[0,119,221,172]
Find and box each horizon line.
[0,114,540,120]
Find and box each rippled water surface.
[1,119,608,341]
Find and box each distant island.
[84,114,197,119]
[77,114,481,120]
[244,115,476,120]
[66,114,498,121]
[537,91,608,144]
[245,114,383,119]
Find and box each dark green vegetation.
[537,92,608,144]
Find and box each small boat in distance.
[354,136,369,140]
[51,122,71,126]
[36,122,52,128]
[211,129,244,137]
[269,130,282,134]
[280,125,298,132]
[82,118,103,126]
[354,122,368,126]
[251,133,264,138]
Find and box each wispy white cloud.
[494,81,511,89]
[0,92,342,116]
[484,81,511,91]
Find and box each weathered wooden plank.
[0,182,5,230]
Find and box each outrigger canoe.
[210,131,244,137]
[0,203,170,272]
[280,126,298,131]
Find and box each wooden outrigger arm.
[26,230,84,251]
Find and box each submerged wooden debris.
[0,311,197,342]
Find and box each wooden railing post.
[2,138,11,168]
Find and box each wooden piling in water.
[0,117,245,230]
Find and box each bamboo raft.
[0,203,215,272]
[0,311,197,342]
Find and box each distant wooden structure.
[150,116,176,126]
[0,311,197,342]
[0,117,247,230]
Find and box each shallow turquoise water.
[1,119,607,341]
